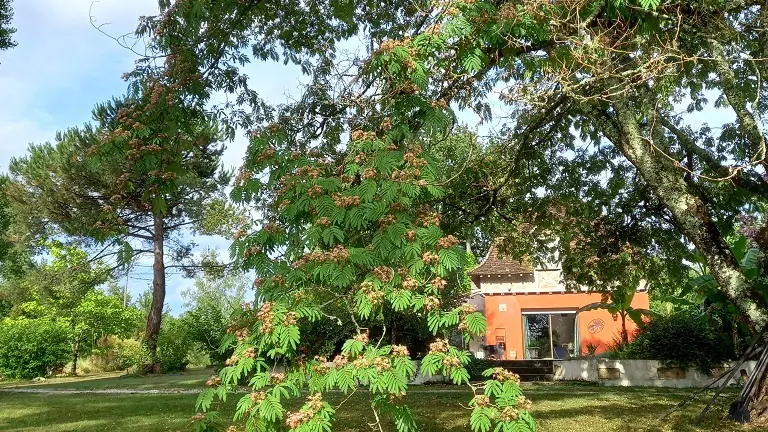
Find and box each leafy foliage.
[0,317,71,379]
[157,315,194,373]
[0,0,15,54]
[611,311,735,373]
[192,100,534,431]
[181,273,249,365]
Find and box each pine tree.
[8,80,232,368]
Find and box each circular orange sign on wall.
[587,318,605,334]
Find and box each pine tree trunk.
[70,338,79,376]
[144,212,165,373]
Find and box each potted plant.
[526,339,541,359]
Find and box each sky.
[0,0,308,314]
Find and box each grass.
[0,371,759,431]
[0,368,210,390]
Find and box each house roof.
[469,241,534,276]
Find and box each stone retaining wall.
[553,359,757,388]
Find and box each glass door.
[523,314,551,359]
[523,312,578,359]
[550,313,577,359]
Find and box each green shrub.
[91,337,148,371]
[186,342,212,368]
[157,316,193,373]
[0,317,71,379]
[613,312,734,372]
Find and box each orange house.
[466,243,649,360]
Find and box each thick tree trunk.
[609,97,767,329]
[144,212,166,372]
[753,370,768,423]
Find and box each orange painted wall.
[483,292,650,359]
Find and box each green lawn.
[0,371,757,431]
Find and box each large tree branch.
[610,94,767,328]
[709,38,768,168]
[659,114,768,196]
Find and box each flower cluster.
[256,147,275,162]
[405,230,417,242]
[312,356,331,374]
[250,391,266,403]
[379,214,397,227]
[333,193,361,208]
[516,395,532,411]
[473,395,490,407]
[225,355,240,366]
[285,393,325,429]
[234,327,250,343]
[417,207,441,227]
[441,355,461,371]
[491,367,521,384]
[243,245,262,258]
[297,245,351,266]
[362,168,377,179]
[283,311,299,326]
[390,169,420,182]
[436,235,459,249]
[354,332,370,344]
[373,266,393,283]
[403,150,428,168]
[429,339,450,354]
[315,216,332,227]
[392,345,410,357]
[296,166,321,179]
[431,277,447,290]
[422,251,439,265]
[333,354,349,368]
[351,130,377,141]
[430,99,449,109]
[377,38,412,54]
[256,302,275,334]
[205,375,221,387]
[243,348,257,359]
[353,357,371,369]
[402,277,419,291]
[373,356,392,372]
[500,406,519,422]
[425,296,441,311]
[361,281,384,305]
[307,184,324,197]
[270,372,286,384]
[263,222,282,234]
